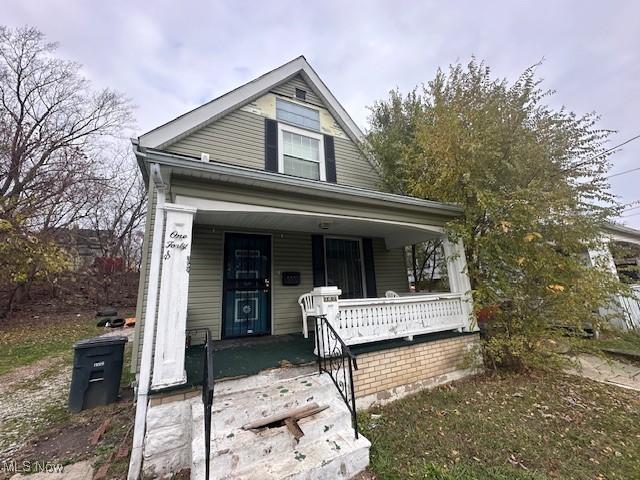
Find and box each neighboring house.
[128,57,479,480]
[54,227,118,271]
[591,223,640,330]
[406,246,446,288]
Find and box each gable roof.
[138,56,366,150]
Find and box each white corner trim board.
[129,164,167,480]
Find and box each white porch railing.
[334,292,468,346]
[620,285,640,330]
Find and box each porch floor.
[185,333,316,383]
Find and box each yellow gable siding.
[165,75,382,190]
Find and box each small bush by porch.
[359,372,640,479]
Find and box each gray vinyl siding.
[272,232,314,335]
[334,136,380,190]
[166,109,264,169]
[372,238,410,295]
[186,226,223,338]
[162,77,383,191]
[271,74,322,106]
[132,184,159,373]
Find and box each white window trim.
[277,122,326,181]
[323,236,367,299]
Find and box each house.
[127,57,479,480]
[591,223,640,330]
[54,227,119,271]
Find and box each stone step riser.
[230,434,370,480]
[279,444,370,480]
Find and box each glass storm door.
[222,233,271,338]
[325,237,365,299]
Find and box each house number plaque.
[163,230,190,260]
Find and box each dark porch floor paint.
[185,333,316,383]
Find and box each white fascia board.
[137,56,368,151]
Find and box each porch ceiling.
[175,195,444,248]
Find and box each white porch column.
[588,238,631,330]
[151,203,197,389]
[442,238,477,332]
[587,238,619,278]
[311,286,342,356]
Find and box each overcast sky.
[5,0,639,227]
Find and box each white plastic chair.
[297,293,315,338]
[385,290,400,298]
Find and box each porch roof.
[176,196,444,247]
[604,222,640,246]
[134,145,462,219]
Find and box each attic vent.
[295,88,306,101]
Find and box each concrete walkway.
[10,460,93,480]
[570,354,640,391]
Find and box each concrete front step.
[210,401,354,473]
[212,374,343,434]
[191,370,369,480]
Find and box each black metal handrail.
[202,329,214,480]
[312,314,359,439]
[187,328,214,480]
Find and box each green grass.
[0,311,130,375]
[360,372,640,480]
[594,330,640,356]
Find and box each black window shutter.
[265,118,278,172]
[362,238,377,298]
[311,235,326,287]
[323,135,337,183]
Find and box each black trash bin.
[68,335,128,412]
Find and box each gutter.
[128,163,166,480]
[133,145,463,218]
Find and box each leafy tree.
[406,240,446,292]
[367,60,625,370]
[0,26,133,316]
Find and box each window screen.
[276,98,320,131]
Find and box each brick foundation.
[353,333,480,409]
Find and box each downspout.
[128,163,166,480]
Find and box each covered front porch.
[148,188,476,390]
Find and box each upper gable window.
[277,123,325,181]
[276,98,320,131]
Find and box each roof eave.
[137,56,367,150]
[135,146,462,219]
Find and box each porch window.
[278,123,325,181]
[325,237,365,299]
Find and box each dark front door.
[222,233,271,338]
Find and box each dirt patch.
[1,398,134,480]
